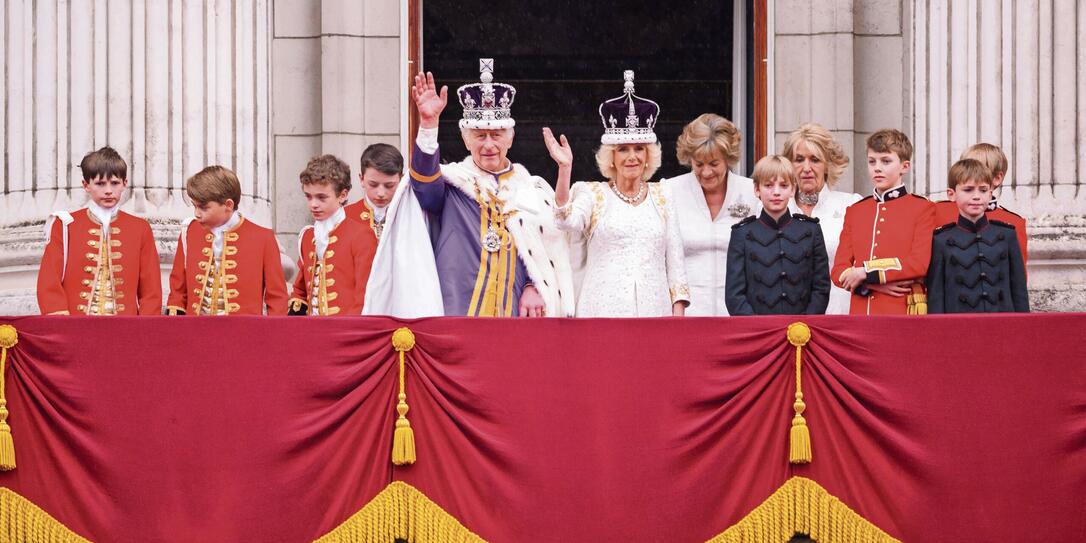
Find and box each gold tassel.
[912,283,928,315]
[787,322,812,464]
[391,327,417,466]
[0,324,19,471]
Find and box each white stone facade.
[773,0,1086,311]
[1,1,1082,313]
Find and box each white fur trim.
[600,131,657,145]
[458,118,516,130]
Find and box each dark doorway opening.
[422,0,735,184]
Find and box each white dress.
[789,185,863,315]
[556,182,689,317]
[662,171,760,316]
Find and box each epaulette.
[793,213,820,224]
[934,222,956,235]
[990,219,1016,230]
[908,193,930,201]
[732,215,757,229]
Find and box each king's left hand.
[519,284,547,318]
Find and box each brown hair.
[79,146,128,181]
[360,144,404,177]
[186,165,242,209]
[751,155,797,187]
[675,113,742,168]
[960,143,1008,177]
[866,129,913,162]
[300,154,352,194]
[781,123,850,187]
[947,158,993,190]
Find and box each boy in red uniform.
[167,166,287,315]
[832,129,936,315]
[288,155,378,316]
[37,146,162,315]
[934,143,1028,266]
[344,143,403,240]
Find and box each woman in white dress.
[662,113,759,316]
[781,123,862,315]
[547,71,689,317]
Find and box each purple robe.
[411,143,531,317]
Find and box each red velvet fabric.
[0,315,1083,542]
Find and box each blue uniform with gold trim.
[725,210,831,315]
[925,215,1029,313]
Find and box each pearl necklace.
[610,180,646,205]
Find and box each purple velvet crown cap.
[457,58,516,130]
[598,70,660,145]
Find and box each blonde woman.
[781,123,862,315]
[548,71,688,317]
[661,113,758,316]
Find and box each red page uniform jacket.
[831,185,936,315]
[935,199,1027,267]
[289,211,378,316]
[36,209,162,315]
[167,216,288,315]
[344,198,387,241]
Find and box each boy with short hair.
[288,154,377,316]
[725,155,830,315]
[926,159,1028,313]
[167,166,287,315]
[934,143,1028,265]
[832,129,936,315]
[37,146,162,315]
[345,143,403,240]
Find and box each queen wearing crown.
[547,71,690,317]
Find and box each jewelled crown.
[457,58,516,130]
[598,70,660,145]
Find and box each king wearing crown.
[367,61,575,317]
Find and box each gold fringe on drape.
[705,477,900,543]
[0,488,91,543]
[313,481,485,543]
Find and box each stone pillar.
[0,0,273,314]
[772,0,859,193]
[906,0,1086,310]
[271,0,402,259]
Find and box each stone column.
[772,0,859,193]
[0,0,273,314]
[906,0,1086,309]
[271,0,402,258]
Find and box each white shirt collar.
[365,196,387,223]
[211,211,242,257]
[314,207,347,257]
[88,200,119,227]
